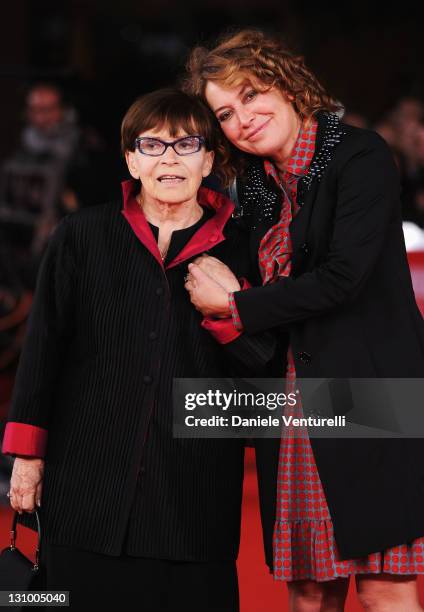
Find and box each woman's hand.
[185,263,232,317]
[9,457,44,514]
[191,255,241,293]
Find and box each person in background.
[342,111,368,129]
[374,97,424,227]
[0,82,116,284]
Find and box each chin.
[254,138,283,157]
[157,189,191,203]
[243,143,271,157]
[240,137,276,157]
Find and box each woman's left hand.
[185,263,232,317]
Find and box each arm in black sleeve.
[220,330,277,375]
[233,133,400,334]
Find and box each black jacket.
[2,182,276,561]
[233,112,424,565]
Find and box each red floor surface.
[1,449,423,611]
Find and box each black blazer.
[232,112,424,565]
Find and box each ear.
[125,151,139,179]
[202,150,215,178]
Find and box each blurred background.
[0,1,423,609]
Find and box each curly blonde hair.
[183,28,340,118]
[182,29,341,183]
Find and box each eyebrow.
[212,84,251,114]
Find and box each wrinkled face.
[126,127,214,206]
[205,80,299,158]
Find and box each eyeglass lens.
[137,136,203,156]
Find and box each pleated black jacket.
[2,180,277,561]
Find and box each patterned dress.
[254,119,424,582]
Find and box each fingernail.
[36,500,41,507]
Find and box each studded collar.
[233,112,347,228]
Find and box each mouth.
[157,175,186,185]
[246,118,271,141]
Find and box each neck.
[137,193,203,230]
[271,112,302,174]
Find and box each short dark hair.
[120,88,234,185]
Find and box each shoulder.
[60,200,122,240]
[316,123,398,192]
[65,200,121,228]
[336,124,395,164]
[46,201,122,262]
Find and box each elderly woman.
[183,30,424,611]
[1,88,276,612]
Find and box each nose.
[237,106,255,129]
[160,144,179,163]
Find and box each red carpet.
[1,449,423,611]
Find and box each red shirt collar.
[121,179,235,269]
[264,118,318,182]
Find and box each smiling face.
[126,127,214,208]
[205,80,301,162]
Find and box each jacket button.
[300,243,309,255]
[298,351,312,364]
[143,375,153,384]
[155,287,164,296]
[148,331,157,340]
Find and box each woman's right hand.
[191,255,241,292]
[9,457,44,514]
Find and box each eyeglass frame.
[134,135,206,156]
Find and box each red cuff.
[201,317,242,344]
[2,422,48,458]
[201,278,251,343]
[229,277,251,332]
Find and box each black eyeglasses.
[134,135,206,156]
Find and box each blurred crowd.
[345,97,424,229]
[1,85,424,495]
[0,83,119,291]
[0,82,120,486]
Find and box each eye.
[178,138,194,149]
[244,89,257,102]
[143,140,162,151]
[217,110,232,123]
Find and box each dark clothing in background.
[0,113,119,291]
